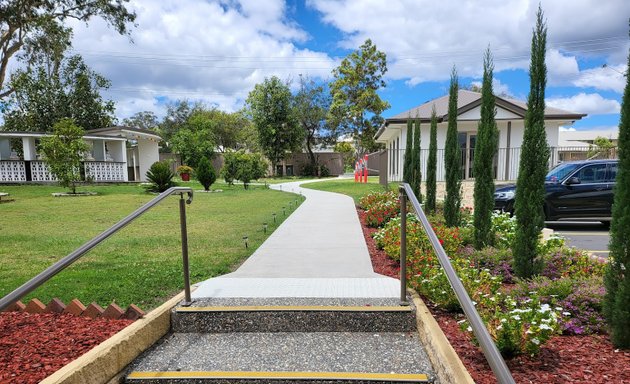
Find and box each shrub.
[145,161,176,193]
[319,164,330,177]
[377,219,462,261]
[540,247,606,280]
[195,157,217,191]
[512,276,576,303]
[358,190,398,210]
[473,294,563,357]
[462,246,515,283]
[559,278,606,335]
[491,211,517,249]
[372,214,418,250]
[365,200,400,228]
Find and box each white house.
[0,127,161,183]
[374,90,586,181]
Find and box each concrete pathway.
[192,179,400,298]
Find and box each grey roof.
[387,89,586,122]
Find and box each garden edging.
[410,289,475,384]
[40,290,189,384]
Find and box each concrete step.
[172,298,415,333]
[125,332,434,383]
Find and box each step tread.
[176,305,412,313]
[127,332,434,379]
[127,370,429,382]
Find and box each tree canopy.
[329,39,390,154]
[246,76,303,172]
[2,55,115,131]
[0,0,136,98]
[293,75,330,170]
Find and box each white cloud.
[573,64,628,93]
[308,0,630,83]
[559,126,576,131]
[547,93,620,115]
[68,0,336,119]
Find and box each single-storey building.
[374,90,586,181]
[0,127,161,183]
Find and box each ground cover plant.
[0,183,301,310]
[340,183,627,381]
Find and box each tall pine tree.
[411,118,422,200]
[403,118,413,184]
[513,6,550,278]
[444,67,461,227]
[426,106,438,213]
[604,46,630,348]
[473,47,499,249]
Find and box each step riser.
[171,311,416,333]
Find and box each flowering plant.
[365,200,400,227]
[462,294,563,357]
[176,165,193,175]
[358,190,398,210]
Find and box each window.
[286,165,294,176]
[574,164,607,183]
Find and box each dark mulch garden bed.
[357,208,630,384]
[0,311,133,384]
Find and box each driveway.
[545,221,610,258]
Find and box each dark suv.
[494,159,618,222]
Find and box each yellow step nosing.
[128,370,429,382]
[175,305,412,313]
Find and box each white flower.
[555,307,563,311]
[539,324,553,331]
[457,319,466,324]
[526,329,533,334]
[501,318,507,323]
[472,301,477,306]
[524,298,532,303]
[512,315,521,321]
[531,338,540,345]
[497,325,503,330]
[490,297,496,301]
[467,326,472,332]
[539,304,551,313]
[562,312,571,316]
[441,291,447,294]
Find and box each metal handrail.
[398,183,515,384]
[0,187,194,312]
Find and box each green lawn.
[301,177,392,203]
[0,182,301,310]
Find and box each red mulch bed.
[0,311,133,384]
[357,208,630,384]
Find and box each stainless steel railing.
[0,187,194,312]
[398,183,515,384]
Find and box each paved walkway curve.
[192,179,400,298]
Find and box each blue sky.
[62,0,629,131]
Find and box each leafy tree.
[403,118,413,184]
[473,47,499,249]
[156,100,204,151]
[246,76,302,174]
[587,136,616,159]
[604,47,630,348]
[426,106,438,213]
[123,111,159,130]
[169,110,216,169]
[145,161,176,193]
[329,39,390,154]
[444,67,461,227]
[294,75,330,170]
[235,152,267,189]
[2,55,115,132]
[0,0,135,98]
[221,151,239,185]
[333,141,355,171]
[39,118,90,194]
[411,118,422,200]
[513,6,550,278]
[195,156,217,191]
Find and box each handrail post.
[399,186,408,305]
[179,193,192,306]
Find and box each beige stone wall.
[420,181,475,208]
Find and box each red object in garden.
[181,173,190,181]
[355,161,359,182]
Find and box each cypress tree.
[411,118,422,200]
[444,66,461,227]
[426,106,438,213]
[473,47,499,249]
[403,118,413,183]
[512,6,550,278]
[604,46,630,348]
